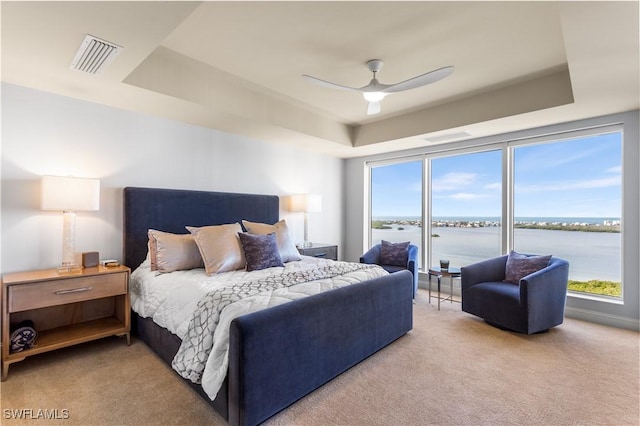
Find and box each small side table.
[1,265,130,380]
[428,266,461,310]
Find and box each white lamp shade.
[289,194,322,213]
[41,176,100,211]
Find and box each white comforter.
[130,256,387,400]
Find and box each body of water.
[372,225,621,282]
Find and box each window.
[513,132,622,298]
[370,160,423,266]
[430,150,502,269]
[367,126,623,301]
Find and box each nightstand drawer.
[8,273,127,313]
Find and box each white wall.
[345,111,640,330]
[1,83,344,273]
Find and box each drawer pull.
[54,286,93,295]
[314,252,327,257]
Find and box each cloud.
[448,192,486,200]
[516,145,606,172]
[516,176,620,193]
[409,182,422,193]
[606,165,622,174]
[432,172,476,192]
[484,182,501,191]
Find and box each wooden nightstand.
[1,265,130,380]
[297,243,338,261]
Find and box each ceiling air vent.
[423,131,472,143]
[70,34,122,75]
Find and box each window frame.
[367,155,426,266]
[508,124,624,302]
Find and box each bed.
[123,186,413,426]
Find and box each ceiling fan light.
[367,101,381,115]
[363,92,386,102]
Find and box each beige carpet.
[1,290,638,425]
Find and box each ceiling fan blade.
[382,66,454,93]
[302,74,359,92]
[367,101,381,115]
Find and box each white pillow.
[242,219,302,262]
[187,223,245,275]
[147,229,204,273]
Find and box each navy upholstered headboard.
[123,187,280,270]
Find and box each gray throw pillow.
[187,223,245,275]
[147,229,204,273]
[242,219,302,262]
[504,250,552,284]
[238,232,285,272]
[380,240,410,267]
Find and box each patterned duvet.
[130,256,388,400]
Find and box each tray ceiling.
[2,1,638,157]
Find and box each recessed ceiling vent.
[423,131,472,143]
[70,34,122,75]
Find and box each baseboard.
[565,306,640,331]
[417,279,639,331]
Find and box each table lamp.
[289,194,322,248]
[41,175,100,272]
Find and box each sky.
[371,132,622,218]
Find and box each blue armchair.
[461,255,569,334]
[360,243,419,298]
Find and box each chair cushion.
[380,240,409,267]
[380,264,406,274]
[504,250,552,284]
[472,281,521,302]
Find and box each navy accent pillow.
[380,240,409,267]
[504,250,552,284]
[238,232,285,272]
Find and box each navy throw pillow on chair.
[380,240,409,267]
[504,250,552,284]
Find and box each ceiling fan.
[303,59,454,116]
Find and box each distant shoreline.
[513,223,619,233]
[372,218,620,233]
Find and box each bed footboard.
[227,270,414,426]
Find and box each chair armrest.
[360,245,382,264]
[406,244,419,297]
[406,244,418,274]
[461,255,508,291]
[519,257,569,304]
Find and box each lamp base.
[60,210,79,273]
